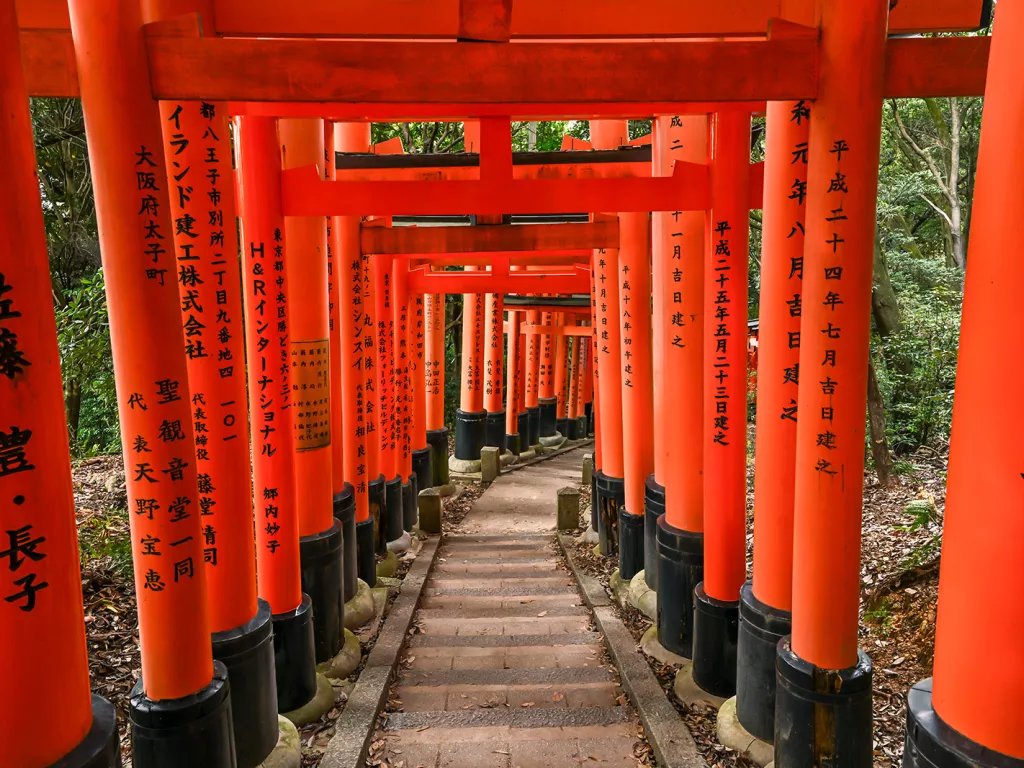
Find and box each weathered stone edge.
[557,533,704,768]
[319,536,441,768]
[501,438,595,475]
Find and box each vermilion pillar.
[553,315,570,438]
[778,1,887,763]
[333,121,375,588]
[279,118,344,665]
[505,310,522,454]
[736,100,809,743]
[651,115,707,635]
[525,309,542,446]
[393,256,417,532]
[410,292,432,491]
[68,1,232,761]
[454,268,486,463]
[236,116,317,715]
[568,331,581,439]
[373,253,403,542]
[1,4,118,762]
[591,120,628,558]
[617,213,654,581]
[483,292,506,451]
[691,112,750,699]
[537,311,558,438]
[905,3,1024,764]
[581,322,594,436]
[424,289,450,487]
[362,228,384,553]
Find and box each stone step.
[426,577,572,592]
[408,632,603,648]
[443,534,554,545]
[392,681,620,712]
[417,604,588,620]
[419,594,581,611]
[423,586,576,599]
[384,704,631,732]
[431,562,562,576]
[418,614,592,637]
[404,643,603,671]
[381,725,641,768]
[396,666,614,689]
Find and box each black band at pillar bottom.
[484,411,507,452]
[692,582,739,698]
[566,417,579,440]
[385,475,404,543]
[585,401,593,435]
[57,694,121,768]
[130,661,235,768]
[355,517,376,589]
[426,428,451,488]
[735,581,791,744]
[775,638,873,768]
[271,594,318,713]
[516,411,529,450]
[403,474,418,532]
[506,432,521,456]
[212,598,278,768]
[526,406,541,446]
[595,471,624,558]
[368,474,386,556]
[539,397,558,438]
[591,468,599,531]
[618,507,644,581]
[904,678,1024,768]
[299,518,344,663]
[454,409,486,460]
[656,516,703,659]
[557,416,573,440]
[412,446,433,491]
[643,474,665,592]
[333,484,357,604]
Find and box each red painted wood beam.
[361,221,619,254]
[407,265,591,295]
[458,0,513,42]
[522,323,592,337]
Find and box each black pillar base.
[517,411,529,450]
[591,467,599,531]
[618,508,644,581]
[56,694,121,768]
[272,594,318,713]
[736,581,791,744]
[557,416,573,439]
[539,397,558,437]
[130,661,235,768]
[368,474,386,556]
[691,582,739,698]
[526,406,541,446]
[454,409,486,461]
[566,416,579,440]
[355,517,376,588]
[334,484,357,603]
[299,518,344,663]
[385,475,404,542]
[585,401,594,436]
[412,446,433,491]
[506,432,521,456]
[904,678,1022,768]
[643,474,665,592]
[576,416,587,440]
[212,598,278,768]
[595,471,624,558]
[426,428,450,487]
[403,474,418,532]
[484,411,507,451]
[656,517,703,659]
[775,638,873,767]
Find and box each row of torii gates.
[2,1,1021,767]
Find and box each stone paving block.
[437,741,511,768]
[506,688,568,709]
[575,737,641,766]
[453,653,505,670]
[385,736,440,768]
[446,689,508,711]
[510,736,581,767]
[392,688,449,712]
[563,684,620,709]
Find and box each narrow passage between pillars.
[692,111,751,701]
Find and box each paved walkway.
[379,448,647,767]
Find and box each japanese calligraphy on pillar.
[425,294,443,405]
[361,246,377,455]
[292,339,330,450]
[708,218,742,447]
[348,249,368,493]
[396,278,410,466]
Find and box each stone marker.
[557,486,581,531]
[582,453,594,485]
[480,446,501,483]
[418,488,442,534]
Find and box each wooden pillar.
[0,3,118,762]
[483,291,506,450]
[423,287,449,487]
[691,111,750,698]
[554,314,569,431]
[505,310,521,452]
[454,266,485,462]
[778,1,888,762]
[908,2,1024,762]
[393,255,416,531]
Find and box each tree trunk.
[867,359,899,489]
[65,379,82,452]
[871,231,906,338]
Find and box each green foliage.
[896,499,943,567]
[78,507,134,576]
[56,270,120,456]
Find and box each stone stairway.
[377,450,648,767]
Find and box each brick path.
[378,449,648,767]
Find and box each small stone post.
[481,446,501,483]
[582,453,594,485]
[557,487,581,531]
[418,488,443,534]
